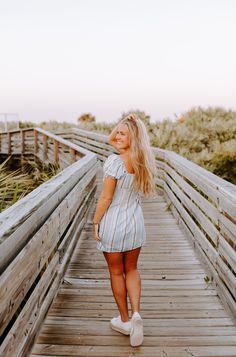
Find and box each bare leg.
[103,251,129,322]
[124,247,142,314]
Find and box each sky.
[0,0,236,124]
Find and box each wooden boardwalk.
[30,171,236,357]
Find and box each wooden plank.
[73,138,112,157]
[40,308,229,319]
[165,190,236,319]
[164,171,219,246]
[219,213,236,245]
[218,185,236,223]
[164,182,219,267]
[166,150,235,207]
[37,323,236,336]
[0,253,59,357]
[218,236,236,273]
[30,345,236,356]
[73,134,113,152]
[36,334,236,347]
[73,127,110,143]
[165,160,219,225]
[217,257,236,300]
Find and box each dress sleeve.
[103,155,126,181]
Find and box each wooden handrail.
[0,127,91,169]
[35,127,90,157]
[0,128,100,357]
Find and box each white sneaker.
[130,312,143,347]
[110,315,131,335]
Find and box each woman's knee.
[124,263,137,274]
[109,265,124,276]
[103,252,124,276]
[124,248,141,274]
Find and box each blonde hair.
[117,113,157,198]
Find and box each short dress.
[97,154,146,252]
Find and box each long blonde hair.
[117,113,157,198]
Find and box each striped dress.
[97,154,146,252]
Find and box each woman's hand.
[108,128,118,148]
[93,223,101,241]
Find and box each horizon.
[0,104,235,127]
[1,0,236,124]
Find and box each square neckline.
[116,154,135,175]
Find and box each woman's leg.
[123,247,142,314]
[103,251,129,322]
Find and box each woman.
[93,113,157,347]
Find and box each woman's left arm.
[93,176,117,240]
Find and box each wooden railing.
[54,127,236,319]
[0,127,90,168]
[53,127,121,161]
[160,150,236,318]
[0,128,100,357]
[0,127,37,157]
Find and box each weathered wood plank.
[30,345,236,356]
[36,334,236,347]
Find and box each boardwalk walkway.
[30,169,236,357]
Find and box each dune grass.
[0,156,60,213]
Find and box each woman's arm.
[93,176,117,240]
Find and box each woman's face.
[115,123,130,151]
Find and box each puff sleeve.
[103,154,126,181]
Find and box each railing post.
[21,130,25,155]
[34,130,38,155]
[69,147,76,163]
[54,139,59,165]
[43,134,48,161]
[21,130,25,168]
[7,132,11,155]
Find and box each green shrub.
[0,157,60,213]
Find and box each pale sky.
[0,0,235,124]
